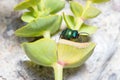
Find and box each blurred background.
[0,0,120,80]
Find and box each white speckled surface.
[0,0,120,80]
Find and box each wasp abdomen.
[60,28,90,42]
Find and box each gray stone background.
[0,0,120,80]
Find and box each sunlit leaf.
[14,0,41,10]
[63,13,75,29]
[91,0,109,3]
[82,6,101,19]
[21,12,35,23]
[15,15,62,37]
[70,1,83,17]
[38,10,50,17]
[37,0,46,11]
[58,39,96,68]
[45,0,65,14]
[22,38,57,66]
[79,24,98,35]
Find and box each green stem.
[81,0,92,17]
[53,63,63,80]
[32,5,39,17]
[74,0,92,30]
[41,0,45,11]
[74,18,84,30]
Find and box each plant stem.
[81,0,92,17]
[74,0,92,30]
[74,17,84,30]
[53,63,63,80]
[32,5,39,17]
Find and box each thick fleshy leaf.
[14,0,41,10]
[21,12,35,23]
[45,0,65,14]
[79,24,98,35]
[82,6,101,19]
[63,13,75,29]
[91,0,109,3]
[58,39,96,68]
[70,1,83,17]
[15,15,62,37]
[22,38,57,66]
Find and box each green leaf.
[22,38,57,66]
[45,0,65,14]
[28,7,35,12]
[79,24,98,35]
[15,15,62,37]
[82,6,101,19]
[91,0,109,3]
[14,0,41,10]
[63,13,75,29]
[38,10,50,17]
[37,0,46,11]
[58,39,96,68]
[70,1,83,17]
[21,12,35,23]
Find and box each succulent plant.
[14,0,109,80]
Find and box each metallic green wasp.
[60,28,90,42]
